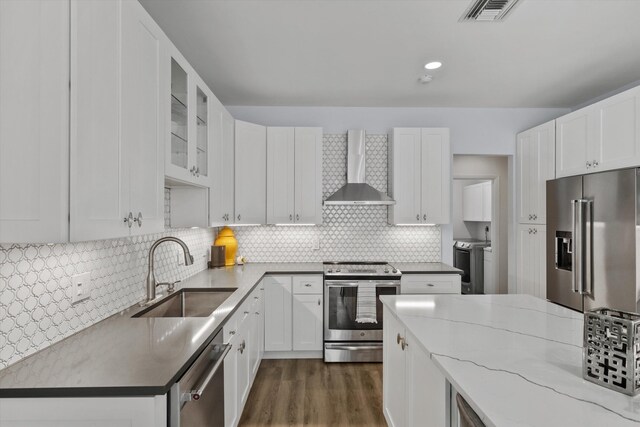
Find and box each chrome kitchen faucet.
[142,237,194,306]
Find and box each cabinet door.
[530,121,555,224]
[592,86,640,172]
[266,127,295,224]
[292,294,323,351]
[533,225,547,299]
[0,396,166,427]
[0,0,70,244]
[166,50,193,183]
[388,128,422,225]
[194,82,210,182]
[294,127,323,224]
[421,128,451,224]
[382,308,406,427]
[482,181,492,222]
[235,120,266,224]
[405,330,447,427]
[462,184,482,222]
[210,104,235,225]
[250,288,264,377]
[224,334,239,427]
[263,276,293,351]
[516,128,533,224]
[556,109,591,178]
[70,0,129,241]
[516,224,533,296]
[122,0,165,236]
[236,327,251,408]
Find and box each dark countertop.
[392,262,463,275]
[0,263,322,398]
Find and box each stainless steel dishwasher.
[169,330,232,427]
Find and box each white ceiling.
[139,0,640,108]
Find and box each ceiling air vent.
[460,0,521,22]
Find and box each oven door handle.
[325,281,400,288]
[181,343,232,403]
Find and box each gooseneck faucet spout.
[143,237,194,305]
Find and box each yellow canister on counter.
[214,226,238,266]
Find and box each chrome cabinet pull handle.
[304,283,312,287]
[133,212,143,227]
[593,160,599,167]
[427,283,434,287]
[396,333,402,345]
[296,214,299,221]
[401,339,408,351]
[237,214,241,221]
[586,161,592,168]
[317,299,321,306]
[290,214,293,221]
[423,214,426,221]
[124,212,133,228]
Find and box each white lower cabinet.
[383,307,447,427]
[292,294,323,351]
[224,285,264,427]
[0,396,166,427]
[264,275,323,354]
[401,274,461,294]
[263,275,293,351]
[517,224,547,299]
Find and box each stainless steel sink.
[133,288,236,318]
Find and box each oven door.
[324,280,400,342]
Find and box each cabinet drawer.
[292,275,323,294]
[401,274,461,294]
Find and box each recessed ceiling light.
[424,61,442,70]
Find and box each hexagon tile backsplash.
[0,227,215,369]
[0,133,441,370]
[233,134,442,263]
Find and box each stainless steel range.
[323,261,401,362]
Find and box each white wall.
[227,106,568,292]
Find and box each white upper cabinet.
[209,99,235,226]
[482,181,492,221]
[0,0,70,243]
[267,127,295,224]
[267,127,323,225]
[70,0,165,241]
[164,47,212,187]
[235,120,267,224]
[388,128,451,225]
[517,120,555,224]
[556,85,640,178]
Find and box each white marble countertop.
[380,294,640,426]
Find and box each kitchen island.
[380,294,640,427]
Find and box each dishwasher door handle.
[181,343,232,403]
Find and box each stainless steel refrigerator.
[546,168,639,313]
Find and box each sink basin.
[133,288,236,318]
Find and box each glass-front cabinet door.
[196,86,208,178]
[170,58,189,172]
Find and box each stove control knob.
[384,269,389,273]
[327,269,333,273]
[392,269,398,273]
[336,269,341,273]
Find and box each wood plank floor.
[239,359,386,427]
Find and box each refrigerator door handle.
[572,199,591,295]
[571,200,581,294]
[583,200,593,296]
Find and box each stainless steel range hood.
[324,130,395,206]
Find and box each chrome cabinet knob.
[416,214,420,221]
[423,214,427,221]
[532,214,537,220]
[195,167,200,177]
[237,214,241,221]
[586,161,592,168]
[124,212,133,228]
[533,228,537,234]
[593,160,599,167]
[317,299,321,306]
[304,283,312,287]
[296,214,300,221]
[396,333,402,345]
[133,212,143,227]
[290,214,293,221]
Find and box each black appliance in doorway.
[453,239,490,294]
